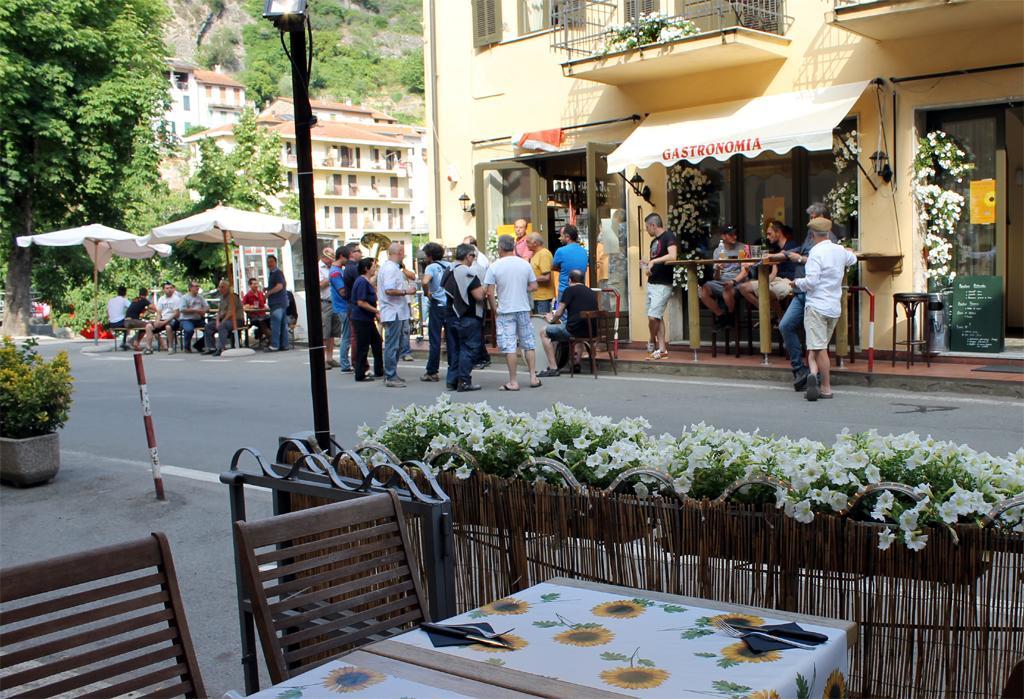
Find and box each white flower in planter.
[878,528,897,551]
[898,509,919,533]
[871,491,895,521]
[904,530,928,551]
[787,499,815,524]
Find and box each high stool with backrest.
[891,292,931,368]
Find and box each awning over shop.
[607,81,869,172]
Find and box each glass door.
[587,142,629,340]
[474,162,546,253]
[927,107,1003,280]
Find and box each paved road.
[2,339,1022,695]
[42,340,1024,471]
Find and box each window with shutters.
[472,0,503,47]
[625,0,660,20]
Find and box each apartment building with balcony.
[165,59,248,139]
[425,0,1023,354]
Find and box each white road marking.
[248,360,278,363]
[61,450,270,492]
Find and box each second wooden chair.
[233,491,429,684]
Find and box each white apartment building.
[165,59,247,139]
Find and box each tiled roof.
[194,70,244,88]
[182,123,236,142]
[269,121,406,146]
[269,97,397,123]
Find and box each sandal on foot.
[498,383,519,391]
[530,380,542,388]
[537,368,560,378]
[819,392,834,399]
[647,349,668,360]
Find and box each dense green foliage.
[197,26,242,71]
[0,338,74,439]
[239,0,423,116]
[0,0,171,330]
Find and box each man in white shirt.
[484,234,540,391]
[318,247,341,368]
[377,242,414,387]
[791,221,857,402]
[107,285,132,350]
[153,282,183,352]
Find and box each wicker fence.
[252,439,1024,698]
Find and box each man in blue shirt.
[329,246,353,372]
[419,242,452,382]
[265,254,289,351]
[551,225,588,301]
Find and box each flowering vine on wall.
[665,164,713,290]
[824,130,859,228]
[912,130,974,291]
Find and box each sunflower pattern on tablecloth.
[252,660,476,698]
[598,648,670,690]
[394,581,849,698]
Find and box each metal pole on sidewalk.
[133,352,165,500]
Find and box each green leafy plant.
[0,338,75,439]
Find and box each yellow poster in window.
[763,197,785,224]
[970,179,996,225]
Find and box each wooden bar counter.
[668,253,902,363]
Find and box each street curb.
[406,351,1023,399]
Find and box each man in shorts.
[484,234,540,391]
[318,247,341,368]
[791,220,857,401]
[700,225,742,329]
[739,221,799,320]
[640,212,678,360]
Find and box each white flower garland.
[824,130,859,226]
[912,130,973,290]
[358,396,1024,551]
[665,164,713,290]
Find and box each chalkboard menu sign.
[950,275,1004,353]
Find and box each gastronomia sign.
[662,137,763,162]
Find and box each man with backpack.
[419,242,452,382]
[441,244,486,392]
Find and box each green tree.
[175,109,286,281]
[0,0,169,335]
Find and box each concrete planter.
[0,432,60,486]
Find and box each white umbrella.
[16,224,172,345]
[145,206,300,357]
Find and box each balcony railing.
[552,0,787,59]
[318,186,412,200]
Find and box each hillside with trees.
[168,0,424,122]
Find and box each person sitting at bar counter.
[739,220,799,321]
[538,269,598,378]
[772,203,838,391]
[699,225,743,329]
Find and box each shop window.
[742,152,792,242]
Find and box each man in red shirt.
[242,277,270,346]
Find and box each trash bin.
[928,292,948,354]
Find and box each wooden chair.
[0,533,205,699]
[1002,659,1023,699]
[569,310,617,378]
[233,491,429,684]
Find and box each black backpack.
[441,266,475,319]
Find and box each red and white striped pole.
[133,352,165,500]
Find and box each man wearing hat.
[773,203,837,390]
[791,218,857,401]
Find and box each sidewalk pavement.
[406,339,1024,398]
[0,451,273,698]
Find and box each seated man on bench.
[538,269,598,378]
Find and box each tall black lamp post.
[263,0,331,451]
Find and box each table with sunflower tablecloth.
[369,578,856,699]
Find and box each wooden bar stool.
[891,292,931,368]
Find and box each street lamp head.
[263,0,307,30]
[629,172,645,188]
[458,193,476,216]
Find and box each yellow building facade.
[424,0,1023,353]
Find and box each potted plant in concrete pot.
[0,337,74,486]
